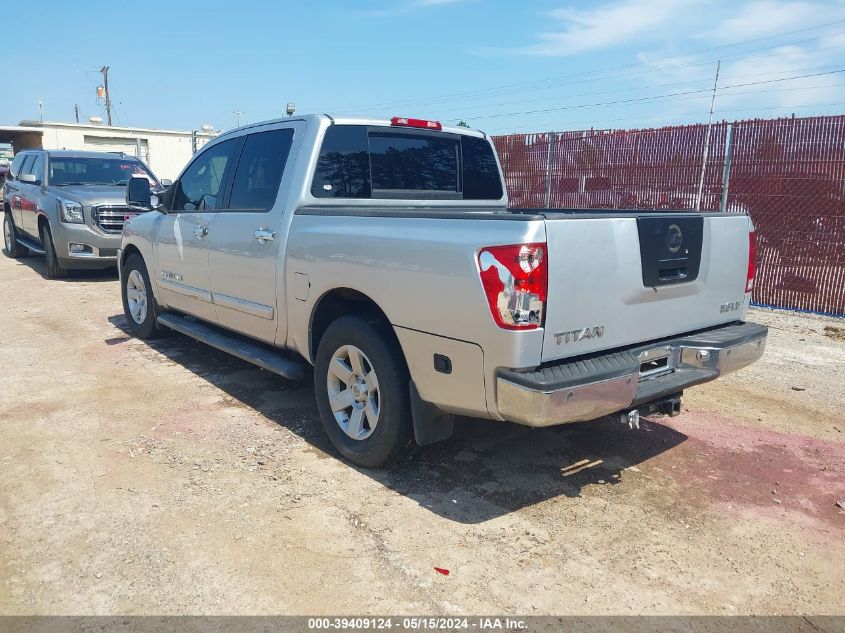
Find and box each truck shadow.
[108,314,687,524]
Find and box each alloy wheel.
[125,269,148,325]
[3,216,12,252]
[326,344,380,441]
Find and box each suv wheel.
[314,316,414,468]
[121,253,161,339]
[3,212,28,258]
[41,224,67,279]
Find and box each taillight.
[478,243,547,330]
[746,230,757,293]
[390,116,443,131]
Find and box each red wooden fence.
[492,114,845,316]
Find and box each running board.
[17,237,45,255]
[156,312,307,380]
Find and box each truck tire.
[314,315,414,468]
[121,253,161,339]
[42,224,67,279]
[3,212,28,258]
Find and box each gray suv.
[3,149,161,278]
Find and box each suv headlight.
[57,199,84,224]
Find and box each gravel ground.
[0,253,843,616]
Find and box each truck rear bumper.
[496,321,768,427]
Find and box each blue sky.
[4,0,845,135]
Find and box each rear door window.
[227,128,294,211]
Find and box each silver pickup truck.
[119,114,767,467]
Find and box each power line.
[459,68,845,122]
[330,19,845,112]
[484,102,845,134]
[427,62,845,118]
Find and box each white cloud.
[504,0,698,56]
[704,0,841,42]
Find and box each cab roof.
[217,113,488,139]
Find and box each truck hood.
[49,184,127,207]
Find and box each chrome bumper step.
[497,321,768,427]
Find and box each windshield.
[48,156,158,187]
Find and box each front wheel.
[42,224,67,279]
[314,316,414,468]
[121,254,160,339]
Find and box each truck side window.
[228,129,294,211]
[311,125,370,198]
[173,138,240,212]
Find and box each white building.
[0,121,218,180]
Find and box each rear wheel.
[121,254,161,339]
[3,212,28,258]
[42,224,67,279]
[314,316,414,468]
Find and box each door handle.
[192,226,208,239]
[254,229,275,244]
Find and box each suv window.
[19,155,35,178]
[30,154,44,184]
[48,156,156,187]
[311,125,503,201]
[8,154,24,180]
[228,129,294,211]
[173,138,240,211]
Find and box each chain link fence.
[492,114,845,316]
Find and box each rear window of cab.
[311,125,503,201]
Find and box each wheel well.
[120,243,142,271]
[309,288,393,363]
[37,214,48,237]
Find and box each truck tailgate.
[541,212,751,363]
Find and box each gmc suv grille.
[93,206,139,234]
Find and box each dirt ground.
[0,253,843,616]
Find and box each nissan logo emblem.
[666,224,683,253]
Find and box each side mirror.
[126,175,153,211]
[20,174,38,184]
[160,178,173,187]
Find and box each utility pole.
[233,108,243,127]
[100,66,112,126]
[695,60,720,211]
[38,100,44,123]
[74,104,80,123]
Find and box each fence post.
[545,131,555,207]
[720,122,734,213]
